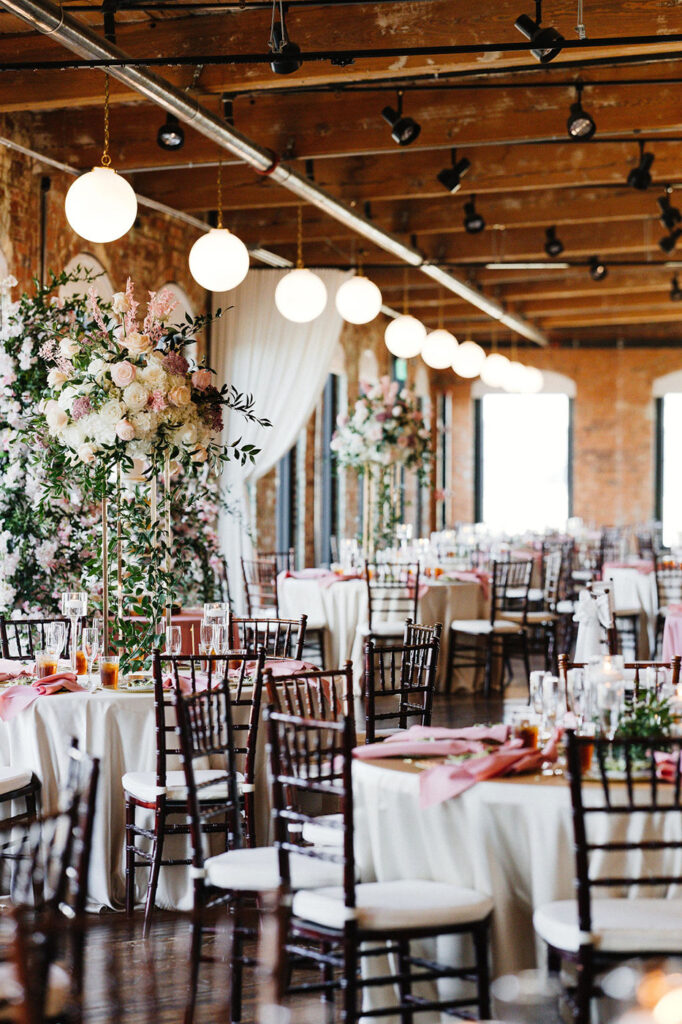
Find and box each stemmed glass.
[596,677,625,741]
[45,622,67,664]
[164,625,183,656]
[81,628,100,692]
[211,623,230,655]
[60,592,87,673]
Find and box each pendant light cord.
[101,73,111,167]
[296,205,304,268]
[438,288,444,330]
[216,160,223,228]
[402,266,408,315]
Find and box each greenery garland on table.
[0,270,267,666]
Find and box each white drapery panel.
[212,268,351,609]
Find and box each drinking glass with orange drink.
[35,651,58,679]
[100,655,120,690]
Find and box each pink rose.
[111,361,136,387]
[192,369,212,391]
[116,419,135,441]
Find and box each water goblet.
[164,625,183,656]
[596,676,625,740]
[45,622,67,661]
[211,623,230,655]
[200,621,215,655]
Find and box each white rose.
[112,292,130,314]
[59,337,78,359]
[61,423,85,450]
[139,363,167,389]
[123,382,149,413]
[90,416,116,446]
[45,405,67,432]
[99,399,125,424]
[87,357,107,382]
[57,386,78,411]
[47,369,67,388]
[77,443,96,464]
[132,411,153,438]
[177,422,197,446]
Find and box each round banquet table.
[351,757,682,1024]
[0,687,269,911]
[279,576,487,692]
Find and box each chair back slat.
[566,730,682,937]
[0,616,80,660]
[542,549,562,609]
[491,559,533,624]
[364,627,441,743]
[257,548,295,574]
[265,663,353,732]
[241,556,279,616]
[364,561,420,630]
[228,613,306,660]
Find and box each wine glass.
[81,627,100,691]
[60,592,87,673]
[529,670,545,717]
[596,677,625,741]
[45,621,67,661]
[164,625,182,656]
[569,669,589,730]
[211,623,230,655]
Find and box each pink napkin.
[263,659,320,678]
[318,572,363,589]
[354,724,510,761]
[279,568,334,582]
[667,604,682,617]
[0,672,82,722]
[654,751,682,782]
[603,560,654,575]
[0,659,34,682]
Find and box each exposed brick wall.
[437,347,682,528]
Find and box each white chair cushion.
[450,619,522,635]
[205,845,344,892]
[293,879,493,932]
[504,610,559,624]
[0,768,33,796]
[357,621,406,638]
[557,600,576,615]
[534,899,682,954]
[572,570,595,582]
[122,769,244,804]
[302,813,344,847]
[527,588,544,602]
[0,960,70,1021]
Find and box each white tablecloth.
[279,577,486,691]
[602,566,657,657]
[0,688,269,910]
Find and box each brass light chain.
[216,161,223,229]
[296,205,304,269]
[101,73,111,167]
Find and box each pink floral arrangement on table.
[330,375,431,482]
[40,279,235,468]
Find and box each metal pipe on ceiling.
[0,0,547,345]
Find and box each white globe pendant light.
[65,166,137,244]
[503,360,530,392]
[480,352,511,388]
[189,228,250,292]
[64,76,137,244]
[275,268,328,323]
[524,366,545,393]
[421,328,458,369]
[385,314,427,358]
[275,206,327,323]
[452,339,486,378]
[335,274,382,324]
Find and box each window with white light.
[659,393,682,547]
[478,392,571,534]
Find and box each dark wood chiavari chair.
[446,559,533,697]
[0,742,99,1024]
[0,616,77,660]
[257,548,295,575]
[504,549,562,672]
[534,730,682,1024]
[241,555,279,617]
[267,707,494,1023]
[228,612,307,660]
[363,625,441,744]
[360,560,420,644]
[558,652,681,699]
[174,670,346,1024]
[123,650,266,933]
[653,552,682,656]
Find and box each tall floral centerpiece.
[331,375,431,555]
[32,277,268,667]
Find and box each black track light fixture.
[566,81,595,141]
[589,256,607,281]
[660,228,682,254]
[157,113,184,151]
[437,149,471,194]
[671,275,682,302]
[268,0,301,75]
[627,141,655,191]
[463,196,485,234]
[658,188,681,232]
[544,226,564,257]
[381,90,421,146]
[514,1,564,63]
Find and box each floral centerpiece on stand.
[31,276,269,669]
[331,375,431,554]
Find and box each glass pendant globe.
[384,314,426,358]
[275,268,328,323]
[335,275,383,324]
[480,352,510,388]
[503,360,530,393]
[524,366,544,393]
[421,329,458,369]
[452,340,486,378]
[65,166,138,244]
[189,228,250,292]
